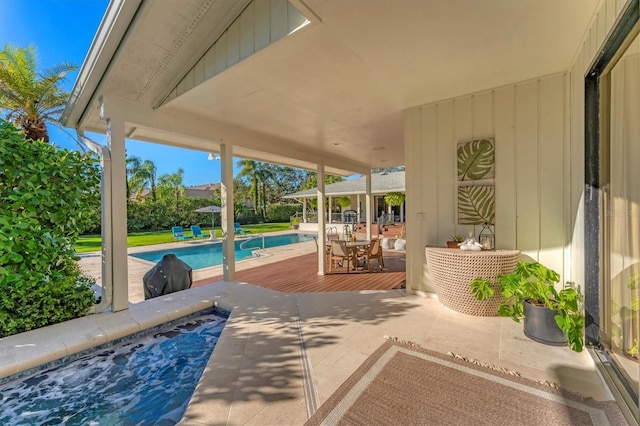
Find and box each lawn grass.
[74,222,293,253]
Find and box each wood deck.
[193,250,406,293]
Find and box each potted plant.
[338,196,352,208]
[447,233,465,248]
[470,261,585,352]
[291,217,300,229]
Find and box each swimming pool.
[131,232,315,270]
[0,310,227,425]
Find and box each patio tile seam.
[292,297,320,418]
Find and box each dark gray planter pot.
[523,300,567,346]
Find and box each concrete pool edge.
[0,284,226,380]
[0,280,309,424]
[128,232,317,270]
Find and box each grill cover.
[143,254,193,300]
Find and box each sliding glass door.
[603,29,640,397]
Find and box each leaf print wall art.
[457,138,495,181]
[458,185,495,225]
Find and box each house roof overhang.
[63,0,599,176]
[284,170,406,198]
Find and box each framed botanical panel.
[457,185,495,225]
[457,138,495,181]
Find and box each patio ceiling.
[63,0,598,175]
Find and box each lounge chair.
[172,226,193,242]
[233,222,250,235]
[190,225,209,240]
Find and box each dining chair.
[326,226,340,241]
[329,240,352,273]
[312,236,331,268]
[361,238,384,271]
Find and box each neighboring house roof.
[284,171,405,199]
[136,183,221,199]
[185,183,220,199]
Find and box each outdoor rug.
[305,338,628,426]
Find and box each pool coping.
[127,232,317,270]
[0,279,312,424]
[0,284,224,380]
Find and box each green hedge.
[265,204,302,222]
[126,197,216,232]
[0,120,99,337]
[87,199,301,234]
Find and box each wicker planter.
[425,247,520,316]
[523,300,567,346]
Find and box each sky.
[0,0,229,186]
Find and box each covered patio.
[57,0,640,423]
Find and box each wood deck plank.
[193,250,405,293]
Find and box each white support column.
[356,194,361,223]
[302,198,307,222]
[317,165,326,275]
[327,196,332,223]
[400,201,405,223]
[220,143,235,281]
[105,112,128,312]
[365,174,372,241]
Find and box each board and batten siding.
[566,0,631,292]
[405,74,569,294]
[405,0,632,296]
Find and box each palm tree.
[139,160,158,202]
[236,160,261,216]
[129,159,158,202]
[158,168,185,210]
[126,155,142,200]
[256,163,275,219]
[0,44,76,142]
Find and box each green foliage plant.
[469,261,585,352]
[265,204,302,223]
[448,233,465,243]
[0,120,100,337]
[384,192,405,207]
[337,196,352,208]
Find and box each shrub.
[0,120,100,337]
[126,197,214,232]
[265,204,302,222]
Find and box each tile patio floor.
[69,234,620,424]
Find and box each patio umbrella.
[194,205,221,228]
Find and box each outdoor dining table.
[345,240,371,269]
[324,239,371,270]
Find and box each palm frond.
[457,138,495,181]
[458,185,495,225]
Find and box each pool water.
[131,232,315,270]
[0,311,227,425]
